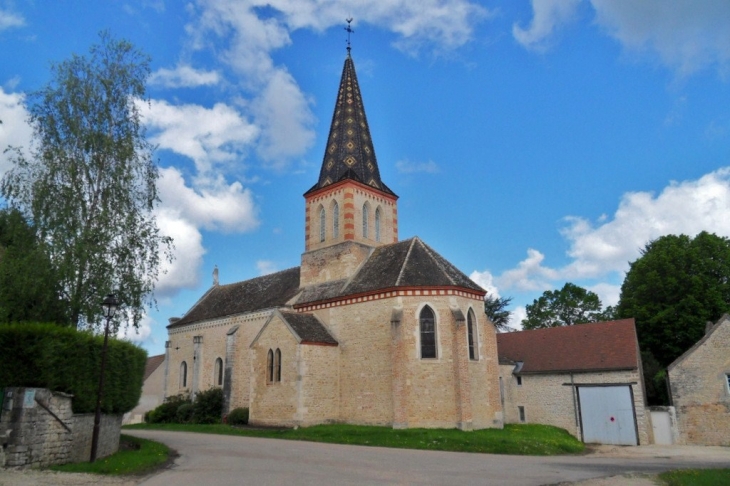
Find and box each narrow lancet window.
[420,306,437,358]
[319,207,326,242]
[333,202,339,238]
[363,204,369,238]
[467,309,478,360]
[375,207,381,242]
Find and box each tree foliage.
[484,294,513,331]
[1,32,172,329]
[522,282,614,330]
[617,231,730,368]
[0,208,67,324]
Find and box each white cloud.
[256,260,278,275]
[395,159,439,174]
[497,248,560,292]
[154,205,206,297]
[0,7,24,31]
[513,0,581,52]
[117,313,154,344]
[469,269,498,296]
[148,64,221,88]
[0,88,31,177]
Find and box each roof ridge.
[395,237,416,286]
[416,238,458,286]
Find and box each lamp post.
[90,293,119,462]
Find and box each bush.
[0,322,146,414]
[192,387,223,424]
[176,403,194,423]
[227,407,249,425]
[145,394,191,424]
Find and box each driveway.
[122,430,730,486]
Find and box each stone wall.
[668,316,730,446]
[499,367,651,445]
[0,387,121,468]
[123,358,166,425]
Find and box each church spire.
[305,50,396,197]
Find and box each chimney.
[213,265,219,287]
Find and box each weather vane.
[345,18,354,54]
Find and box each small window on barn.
[467,309,478,360]
[516,375,523,386]
[275,349,282,382]
[180,361,187,388]
[267,349,274,383]
[518,406,526,423]
[420,306,437,359]
[214,358,223,386]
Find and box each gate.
[578,385,637,445]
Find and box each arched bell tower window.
[420,306,437,359]
[467,309,478,360]
[362,203,370,239]
[333,201,339,239]
[375,207,382,242]
[319,206,326,242]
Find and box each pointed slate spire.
[306,54,395,196]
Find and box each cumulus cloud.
[472,167,730,304]
[513,0,581,52]
[0,88,31,177]
[148,64,221,88]
[395,159,439,174]
[514,0,730,76]
[0,7,24,31]
[117,313,154,344]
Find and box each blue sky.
[1,1,730,356]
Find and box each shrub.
[176,403,194,423]
[0,322,146,414]
[145,394,191,424]
[192,387,223,424]
[227,407,249,425]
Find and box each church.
[162,51,503,431]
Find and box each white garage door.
[578,385,637,445]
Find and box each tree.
[1,32,172,329]
[617,232,730,368]
[0,208,67,323]
[484,294,512,331]
[522,282,613,330]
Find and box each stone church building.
[163,53,503,430]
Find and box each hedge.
[0,322,146,414]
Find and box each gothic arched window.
[180,361,188,388]
[275,348,282,382]
[319,206,326,242]
[362,204,369,238]
[467,309,478,360]
[267,349,274,383]
[420,306,437,359]
[333,201,339,239]
[215,357,223,386]
[375,207,381,242]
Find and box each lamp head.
[101,293,119,319]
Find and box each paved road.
[126,430,730,486]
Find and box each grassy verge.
[50,434,171,476]
[659,469,730,486]
[124,422,584,455]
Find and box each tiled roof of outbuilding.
[280,311,338,345]
[169,267,301,328]
[496,319,639,374]
[143,354,165,381]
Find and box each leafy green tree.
[617,231,730,368]
[522,282,613,330]
[484,294,512,331]
[1,32,172,329]
[0,208,67,323]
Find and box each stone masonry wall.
[668,318,730,446]
[0,388,121,468]
[499,367,651,445]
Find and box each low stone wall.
[0,387,122,468]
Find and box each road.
[124,430,730,486]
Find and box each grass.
[123,422,585,455]
[659,468,730,486]
[49,434,171,476]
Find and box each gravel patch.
[0,469,137,486]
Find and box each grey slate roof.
[169,267,301,328]
[296,237,484,306]
[305,55,395,197]
[280,311,338,344]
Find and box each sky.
[1,1,730,356]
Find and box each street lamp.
[90,293,119,462]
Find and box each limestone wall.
[668,318,730,446]
[123,358,165,425]
[499,367,651,445]
[0,388,121,468]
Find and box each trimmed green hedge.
[0,322,146,414]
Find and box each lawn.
[50,434,171,475]
[659,468,730,486]
[123,422,585,455]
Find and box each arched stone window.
[275,348,282,382]
[214,357,223,386]
[362,203,369,238]
[420,306,437,359]
[333,201,339,239]
[180,361,187,388]
[467,309,478,360]
[319,206,326,242]
[267,349,274,383]
[375,207,381,242]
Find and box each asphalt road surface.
[124,430,730,486]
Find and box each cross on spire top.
[345,18,354,55]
